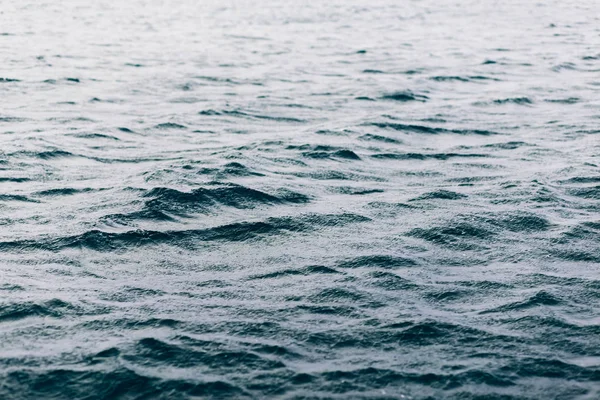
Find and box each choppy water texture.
[1,0,600,399]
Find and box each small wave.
[545,97,580,104]
[302,149,360,160]
[478,213,552,233]
[314,129,347,136]
[308,287,366,302]
[127,183,309,218]
[294,170,386,181]
[500,358,600,381]
[515,273,595,289]
[69,133,120,140]
[9,150,76,160]
[566,186,600,199]
[386,320,499,347]
[248,268,306,280]
[358,133,402,144]
[552,62,577,72]
[483,141,530,150]
[381,91,428,102]
[371,122,497,135]
[470,75,502,81]
[0,283,25,291]
[506,315,582,331]
[425,289,473,302]
[39,150,76,160]
[81,317,182,331]
[154,122,187,130]
[445,176,500,183]
[316,366,513,393]
[126,337,285,371]
[430,76,470,82]
[195,75,264,86]
[0,177,30,183]
[2,367,250,399]
[102,286,165,303]
[331,187,384,195]
[481,291,562,314]
[199,109,305,123]
[305,265,341,274]
[198,109,222,116]
[559,176,600,184]
[0,194,38,203]
[492,97,534,105]
[0,116,26,122]
[287,144,343,151]
[409,212,550,249]
[410,190,467,201]
[367,271,418,290]
[250,264,341,280]
[1,213,369,251]
[294,304,361,318]
[371,152,490,160]
[0,299,78,322]
[408,222,493,250]
[337,255,417,269]
[549,250,600,263]
[403,69,424,74]
[429,75,502,83]
[213,162,265,177]
[455,280,513,290]
[224,110,305,123]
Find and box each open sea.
[1,0,600,398]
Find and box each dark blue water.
[1,0,600,398]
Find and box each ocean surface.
[1,0,600,398]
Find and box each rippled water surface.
[2,0,600,398]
